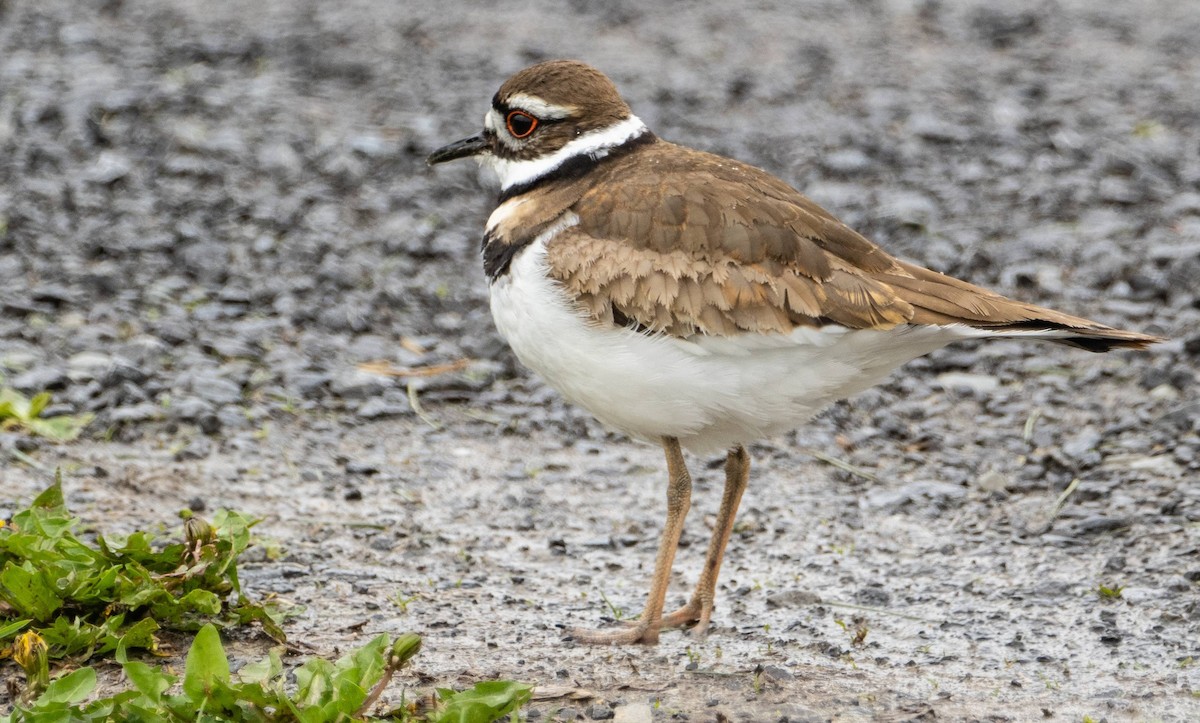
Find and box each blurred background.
[0,0,1194,433]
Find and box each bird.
[426,59,1162,645]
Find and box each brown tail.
[880,261,1165,353]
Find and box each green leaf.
[0,388,30,420]
[236,647,283,685]
[27,415,93,442]
[0,618,32,641]
[28,392,51,419]
[0,563,64,620]
[0,390,91,440]
[294,658,335,708]
[337,633,389,688]
[41,667,97,705]
[177,588,222,615]
[332,678,369,715]
[433,681,533,723]
[116,618,160,654]
[31,478,66,510]
[182,624,230,703]
[123,660,174,704]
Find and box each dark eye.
[505,110,538,138]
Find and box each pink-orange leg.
[658,444,749,636]
[571,437,693,645]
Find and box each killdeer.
[427,60,1161,645]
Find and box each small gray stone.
[1098,176,1141,204]
[356,397,409,419]
[936,372,1000,394]
[171,396,216,421]
[288,371,332,398]
[1073,516,1132,536]
[1062,428,1102,466]
[856,585,892,607]
[190,372,243,405]
[11,366,68,392]
[864,480,966,512]
[85,151,132,184]
[215,405,250,430]
[209,337,258,359]
[976,469,1009,493]
[68,352,113,382]
[101,362,147,388]
[344,459,380,475]
[109,402,160,423]
[330,368,390,399]
[820,148,873,175]
[766,588,822,608]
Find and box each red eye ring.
[505,110,538,139]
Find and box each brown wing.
[545,140,1160,351]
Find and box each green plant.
[0,389,93,441]
[4,626,531,722]
[1097,584,1124,600]
[598,590,625,622]
[0,476,290,667]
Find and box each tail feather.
[884,261,1164,353]
[985,320,1164,352]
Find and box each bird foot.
[659,599,713,637]
[569,599,714,645]
[569,620,661,645]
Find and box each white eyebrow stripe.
[488,114,648,191]
[504,93,575,120]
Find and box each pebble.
[189,372,243,406]
[108,402,160,424]
[765,588,822,609]
[1073,516,1133,536]
[760,665,794,681]
[170,396,216,422]
[820,148,873,175]
[1062,428,1103,466]
[935,372,1000,394]
[976,469,1009,493]
[11,367,68,392]
[67,352,113,382]
[344,460,380,475]
[84,151,132,184]
[356,397,410,419]
[329,368,391,399]
[863,481,966,513]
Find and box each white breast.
[488,236,992,454]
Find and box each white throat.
[484,114,648,191]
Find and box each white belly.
[489,238,981,454]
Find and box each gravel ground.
[2,0,1199,720]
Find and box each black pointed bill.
[427,133,489,165]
